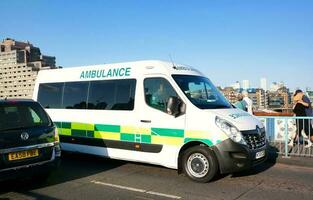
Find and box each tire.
[182,146,218,183]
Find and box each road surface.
[1,152,313,200]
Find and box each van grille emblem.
[21,132,29,140]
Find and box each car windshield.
[172,75,232,109]
[0,102,51,131]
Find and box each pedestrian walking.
[293,90,313,147]
[242,91,253,115]
[234,94,247,111]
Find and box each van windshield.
[0,102,51,131]
[172,75,232,109]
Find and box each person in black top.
[293,90,313,146]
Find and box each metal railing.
[257,116,313,158]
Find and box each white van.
[33,60,267,182]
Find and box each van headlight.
[215,116,246,145]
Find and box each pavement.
[267,145,313,169]
[273,156,313,168]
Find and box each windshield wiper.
[213,105,232,109]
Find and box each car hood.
[206,108,264,131]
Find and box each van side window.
[88,80,114,110]
[63,82,89,109]
[88,79,136,110]
[144,78,179,113]
[38,79,136,111]
[38,83,64,108]
[112,80,136,110]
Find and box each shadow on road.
[0,152,126,197]
[0,145,282,199]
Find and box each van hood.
[206,108,263,131]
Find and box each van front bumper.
[212,139,267,174]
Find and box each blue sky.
[1,0,312,90]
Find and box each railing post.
[283,118,290,158]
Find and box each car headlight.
[215,116,246,145]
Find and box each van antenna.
[169,54,176,67]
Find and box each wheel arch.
[177,141,216,174]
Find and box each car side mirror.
[167,96,183,117]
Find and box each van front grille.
[241,129,266,150]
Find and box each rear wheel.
[182,146,218,183]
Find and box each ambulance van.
[33,60,267,182]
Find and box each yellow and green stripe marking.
[54,121,219,149]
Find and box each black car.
[0,99,61,181]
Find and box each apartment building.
[0,38,57,98]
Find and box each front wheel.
[182,146,218,183]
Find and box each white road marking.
[91,181,146,192]
[91,180,181,199]
[146,191,182,199]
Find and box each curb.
[267,151,313,168]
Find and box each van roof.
[35,60,204,83]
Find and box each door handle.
[140,120,152,123]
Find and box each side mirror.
[167,96,183,117]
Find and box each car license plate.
[8,149,39,161]
[255,150,265,159]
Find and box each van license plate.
[8,149,39,161]
[255,150,265,159]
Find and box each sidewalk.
[267,146,313,168]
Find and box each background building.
[305,88,313,107]
[246,88,258,109]
[242,80,250,90]
[231,81,241,90]
[219,81,293,113]
[270,81,285,92]
[267,86,292,112]
[270,82,279,92]
[260,78,267,91]
[0,38,57,99]
[256,88,267,109]
[220,87,237,104]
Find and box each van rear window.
[0,103,51,131]
[37,83,64,108]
